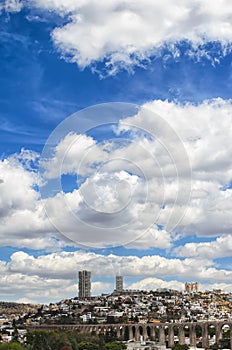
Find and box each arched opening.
[132,326,136,340]
[195,324,203,348]
[119,326,123,339]
[173,325,179,344]
[153,326,159,342]
[124,326,129,341]
[164,325,169,346]
[105,326,116,342]
[218,323,231,350]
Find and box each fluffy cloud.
[39,125,177,248]
[42,133,101,179]
[92,281,113,295]
[7,250,232,283]
[121,99,232,238]
[0,150,71,250]
[14,0,232,73]
[0,146,172,249]
[174,235,232,259]
[0,260,76,303]
[127,278,184,291]
[0,151,39,217]
[37,99,232,249]
[1,99,232,251]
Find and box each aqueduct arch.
[28,320,232,349]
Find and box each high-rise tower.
[78,270,91,298]
[116,275,123,292]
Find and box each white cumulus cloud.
[174,235,232,259]
[14,0,232,73]
[1,99,232,251]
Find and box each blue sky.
[1,0,232,303]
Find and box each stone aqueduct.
[29,321,232,349]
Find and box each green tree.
[77,342,98,350]
[48,331,71,350]
[0,343,25,350]
[208,327,216,337]
[25,330,51,350]
[104,329,117,343]
[219,338,230,349]
[12,327,19,343]
[105,342,126,350]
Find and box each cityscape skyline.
[77,271,203,298]
[1,286,232,347]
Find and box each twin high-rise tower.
[78,271,124,298]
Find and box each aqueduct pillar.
[168,325,174,348]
